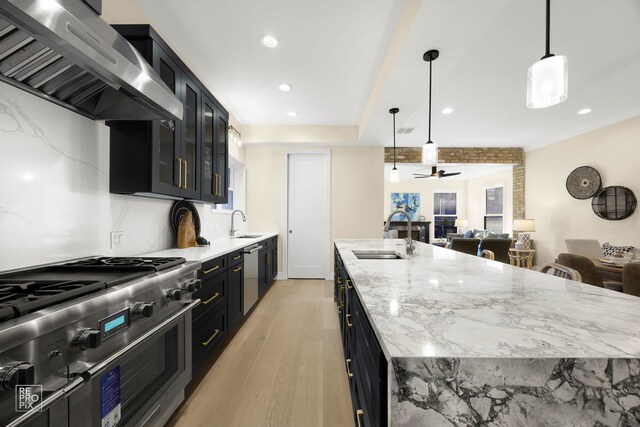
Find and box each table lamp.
[454,219,468,234]
[513,219,535,250]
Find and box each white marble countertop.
[335,239,640,360]
[145,232,278,262]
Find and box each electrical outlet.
[110,231,124,249]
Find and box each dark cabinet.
[258,248,268,298]
[258,237,278,298]
[334,245,387,427]
[228,263,244,332]
[108,25,228,203]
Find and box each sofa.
[446,229,510,244]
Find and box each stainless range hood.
[0,0,183,120]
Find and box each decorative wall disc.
[591,186,637,221]
[566,166,602,199]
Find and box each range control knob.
[182,279,202,293]
[0,362,35,390]
[132,302,155,319]
[71,329,101,351]
[165,288,184,301]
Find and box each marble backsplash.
[0,82,244,271]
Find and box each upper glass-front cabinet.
[181,76,200,199]
[201,95,216,202]
[215,109,229,202]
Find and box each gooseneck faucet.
[384,209,415,255]
[230,210,247,237]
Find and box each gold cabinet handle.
[232,266,242,273]
[201,329,220,347]
[177,157,182,188]
[339,285,345,306]
[183,159,188,189]
[346,313,353,328]
[337,306,342,314]
[346,359,353,378]
[346,279,353,290]
[202,292,220,305]
[356,410,363,427]
[233,255,242,261]
[337,277,342,284]
[202,265,220,275]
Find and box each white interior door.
[287,153,329,279]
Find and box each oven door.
[69,301,197,427]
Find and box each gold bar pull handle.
[346,359,353,378]
[202,265,220,275]
[183,160,188,189]
[232,266,242,273]
[202,292,220,305]
[356,410,364,427]
[201,329,220,347]
[346,279,353,290]
[346,313,353,328]
[233,255,242,261]
[177,157,182,188]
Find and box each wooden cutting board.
[177,211,196,248]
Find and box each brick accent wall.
[384,147,526,219]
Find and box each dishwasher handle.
[244,245,263,254]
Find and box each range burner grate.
[57,257,185,271]
[0,279,106,321]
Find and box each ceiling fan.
[413,166,461,179]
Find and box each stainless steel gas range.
[0,256,202,427]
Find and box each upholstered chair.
[557,253,622,291]
[540,262,582,282]
[449,238,481,256]
[478,239,513,264]
[622,264,640,297]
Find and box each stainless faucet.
[230,209,247,237]
[384,209,415,255]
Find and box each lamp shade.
[389,168,400,183]
[527,55,568,108]
[513,219,536,232]
[422,142,437,165]
[454,219,468,227]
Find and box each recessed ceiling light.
[578,108,593,115]
[288,111,298,117]
[278,83,291,92]
[260,35,278,48]
[441,107,454,115]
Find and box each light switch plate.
[110,231,124,249]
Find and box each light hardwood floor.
[167,280,354,427]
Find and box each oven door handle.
[84,300,200,379]
[6,377,85,427]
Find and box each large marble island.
[334,239,640,426]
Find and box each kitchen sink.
[352,250,403,260]
[234,234,265,239]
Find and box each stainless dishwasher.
[243,244,263,315]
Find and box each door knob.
[289,230,292,233]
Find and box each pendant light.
[389,107,400,183]
[422,50,438,166]
[527,0,568,108]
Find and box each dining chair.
[480,250,495,260]
[449,238,481,256]
[622,264,640,297]
[539,262,582,282]
[564,239,602,258]
[557,253,623,291]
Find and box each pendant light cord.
[392,112,397,168]
[543,0,553,59]
[428,59,432,143]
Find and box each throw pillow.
[474,230,490,240]
[464,230,474,238]
[602,243,634,257]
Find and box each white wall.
[0,82,242,271]
[526,115,640,265]
[245,146,384,275]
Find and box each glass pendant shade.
[389,167,400,183]
[527,55,568,108]
[422,142,437,166]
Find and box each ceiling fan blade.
[440,172,461,177]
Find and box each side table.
[509,249,535,269]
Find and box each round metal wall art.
[566,166,602,199]
[591,186,637,221]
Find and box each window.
[219,166,234,211]
[433,192,457,238]
[484,186,504,232]
[211,161,245,214]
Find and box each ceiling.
[105,0,640,150]
[384,163,513,182]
